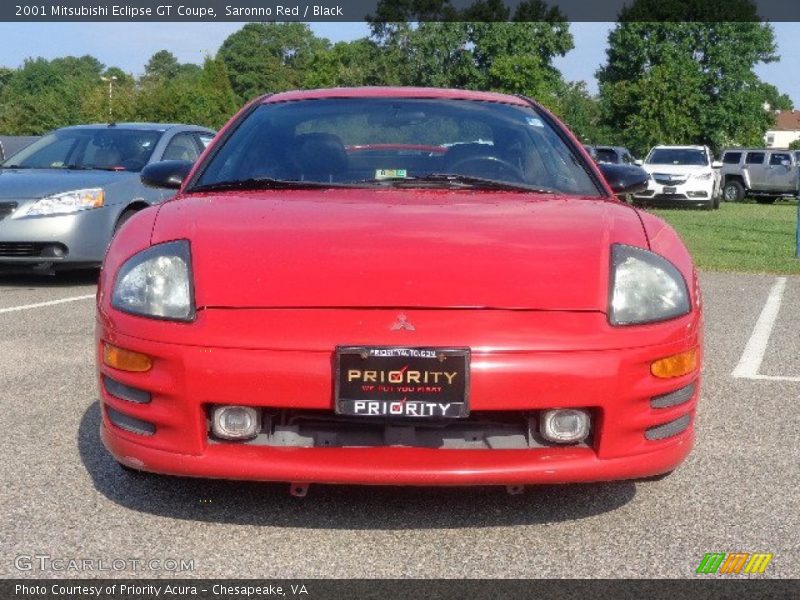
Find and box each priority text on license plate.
[335,346,470,418]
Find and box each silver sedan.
[0,123,214,272]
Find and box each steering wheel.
[447,156,526,182]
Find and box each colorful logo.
[696,552,773,574]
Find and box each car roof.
[722,147,792,152]
[651,145,706,150]
[264,87,532,107]
[57,123,213,132]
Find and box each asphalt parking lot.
[1,270,798,579]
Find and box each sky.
[0,21,798,106]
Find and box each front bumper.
[0,207,117,265]
[633,179,714,207]
[97,308,701,486]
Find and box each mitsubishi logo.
[390,314,416,331]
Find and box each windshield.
[2,128,162,171]
[192,98,600,196]
[595,148,620,164]
[647,148,709,167]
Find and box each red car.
[97,87,702,493]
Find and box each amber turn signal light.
[651,349,697,379]
[104,343,153,372]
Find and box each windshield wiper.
[64,164,127,171]
[190,177,355,194]
[0,164,32,169]
[363,173,557,194]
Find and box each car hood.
[151,189,649,311]
[642,164,711,176]
[0,168,134,199]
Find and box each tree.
[80,67,137,124]
[303,39,384,88]
[597,0,792,155]
[789,139,800,151]
[0,56,110,134]
[549,81,608,144]
[368,1,574,103]
[218,23,329,100]
[135,57,238,129]
[144,50,181,80]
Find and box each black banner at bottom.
[3,579,798,600]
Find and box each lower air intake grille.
[0,242,44,257]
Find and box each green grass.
[649,200,800,274]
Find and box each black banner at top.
[4,0,800,23]
[3,579,800,600]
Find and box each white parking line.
[0,294,95,314]
[736,373,800,382]
[732,277,800,381]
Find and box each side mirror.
[712,161,723,169]
[634,159,643,166]
[141,160,194,189]
[598,163,649,195]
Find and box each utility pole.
[100,75,118,123]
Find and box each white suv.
[633,145,722,210]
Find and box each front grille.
[0,202,17,221]
[653,175,687,186]
[654,193,688,200]
[0,242,50,257]
[208,409,594,450]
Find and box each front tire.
[723,180,745,202]
[113,208,139,235]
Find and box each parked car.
[97,87,701,492]
[0,136,41,161]
[586,145,637,165]
[0,123,214,272]
[719,148,799,204]
[633,145,722,210]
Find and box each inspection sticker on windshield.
[375,169,408,180]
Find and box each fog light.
[40,243,67,258]
[212,406,260,440]
[540,409,591,443]
[103,343,152,372]
[651,349,697,379]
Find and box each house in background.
[765,110,800,148]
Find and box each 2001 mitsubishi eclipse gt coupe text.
[96,87,702,490]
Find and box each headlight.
[609,244,690,326]
[691,172,714,181]
[18,188,104,217]
[111,240,194,321]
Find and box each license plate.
[335,346,470,418]
[663,186,677,194]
